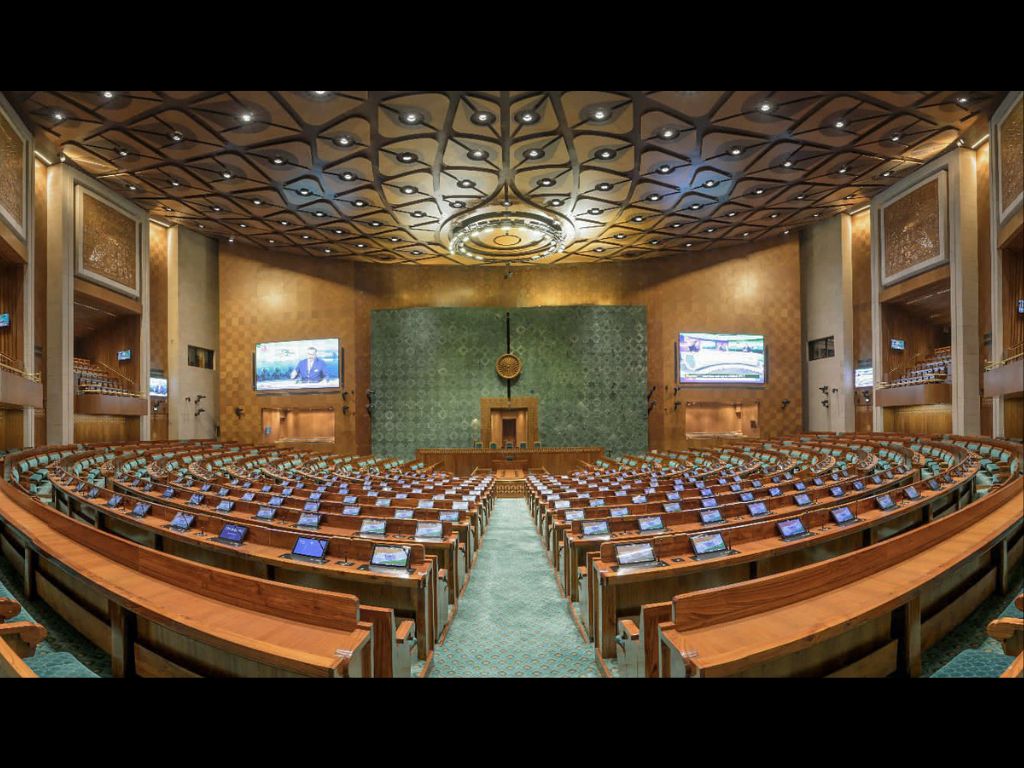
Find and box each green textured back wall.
[371,305,647,459]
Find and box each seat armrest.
[0,598,21,622]
[438,568,448,583]
[395,620,416,645]
[618,619,640,642]
[0,622,48,658]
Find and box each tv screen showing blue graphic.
[117,349,131,361]
[678,332,765,385]
[0,313,9,328]
[149,376,168,397]
[292,537,328,559]
[254,338,340,391]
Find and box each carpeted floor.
[428,498,601,677]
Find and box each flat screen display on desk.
[615,542,656,566]
[740,491,754,502]
[106,494,123,507]
[769,486,782,497]
[215,499,234,512]
[691,532,728,556]
[297,512,321,528]
[371,545,410,568]
[170,512,194,531]
[794,493,812,506]
[292,537,328,559]
[256,507,276,520]
[415,521,443,539]
[638,515,664,532]
[830,506,855,524]
[565,509,585,521]
[777,518,807,540]
[581,521,610,537]
[876,493,895,511]
[748,501,770,517]
[678,332,765,385]
[187,493,203,505]
[904,485,921,500]
[852,480,865,491]
[360,519,386,535]
[254,338,341,391]
[663,502,681,513]
[439,511,459,522]
[699,507,723,524]
[218,524,247,544]
[609,507,629,517]
[701,497,719,509]
[303,501,320,513]
[830,485,845,497]
[149,376,168,397]
[131,502,150,517]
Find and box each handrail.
[94,359,138,392]
[0,352,41,383]
[985,342,1024,371]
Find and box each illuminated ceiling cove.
[6,90,999,265]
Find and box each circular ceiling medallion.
[447,209,572,263]
[496,353,523,380]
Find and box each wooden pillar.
[109,602,137,678]
[895,595,922,677]
[22,547,36,599]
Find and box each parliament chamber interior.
[0,87,1022,685]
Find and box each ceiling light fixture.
[471,110,495,125]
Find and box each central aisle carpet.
[428,498,601,677]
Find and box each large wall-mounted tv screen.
[255,338,341,392]
[149,377,168,397]
[678,333,765,385]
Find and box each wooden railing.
[0,352,41,383]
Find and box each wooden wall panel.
[73,414,138,443]
[1004,395,1023,440]
[0,261,23,365]
[851,210,873,366]
[33,160,46,388]
[881,404,953,435]
[220,237,804,454]
[260,407,335,443]
[148,223,168,377]
[880,303,947,380]
[978,142,992,369]
[1001,232,1024,359]
[0,407,25,451]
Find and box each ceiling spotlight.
[813,213,821,217]
[743,232,750,237]
[844,194,855,199]
[650,239,660,245]
[389,237,400,242]
[632,216,644,222]
[450,201,466,208]
[891,134,901,142]
[956,138,965,147]
[341,171,356,181]
[228,237,235,243]
[412,211,426,217]
[334,134,354,147]
[834,120,846,129]
[102,91,113,99]
[686,242,693,247]
[595,247,605,253]
[222,171,233,179]
[239,223,247,228]
[198,224,205,229]
[302,235,310,239]
[759,102,772,113]
[401,111,423,125]
[323,248,332,253]
[171,180,180,187]
[657,164,672,174]
[411,250,422,256]
[396,151,417,163]
[400,185,417,194]
[118,148,129,157]
[647,193,661,201]
[672,223,682,228]
[784,230,790,234]
[796,194,806,200]
[783,160,793,168]
[706,227,716,233]
[240,112,254,123]
[353,200,367,207]
[252,199,262,206]
[661,128,678,140]
[704,180,717,188]
[595,148,617,160]
[727,211,737,217]
[470,110,495,125]
[170,131,184,142]
[882,171,892,177]
[770,213,779,218]
[314,211,326,217]
[212,206,222,212]
[280,220,289,225]
[370,221,381,227]
[597,182,613,191]
[957,96,968,104]
[754,188,765,195]
[356,243,366,248]
[54,111,65,121]
[550,199,563,206]
[272,156,284,165]
[838,166,848,174]
[524,148,544,159]
[729,147,742,156]
[298,188,311,196]
[614,234,626,239]
[269,239,276,244]
[468,148,489,160]
[127,184,137,191]
[690,203,701,210]
[539,178,555,186]
[457,179,475,188]
[591,107,611,121]
[587,208,601,215]
[516,110,539,124]
[334,229,343,234]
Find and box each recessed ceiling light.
[632,216,644,222]
[411,250,422,255]
[397,151,417,163]
[770,213,779,218]
[457,179,475,188]
[341,171,355,181]
[269,239,276,244]
[102,91,113,99]
[597,182,613,191]
[657,164,672,174]
[198,224,204,228]
[356,243,366,248]
[834,120,846,129]
[729,147,742,156]
[315,211,326,217]
[690,203,701,210]
[891,134,901,142]
[313,91,328,96]
[451,201,466,208]
[401,111,423,125]
[586,208,600,216]
[759,102,772,113]
[299,188,311,196]
[650,239,660,245]
[686,242,693,247]
[754,188,765,195]
[171,180,180,187]
[389,237,400,242]
[783,160,793,168]
[796,194,806,200]
[516,110,539,124]
[844,194,855,199]
[127,184,137,191]
[54,111,65,121]
[595,247,605,253]
[334,229,343,234]
[302,235,311,240]
[334,134,354,147]
[401,185,417,194]
[706,227,716,233]
[595,148,616,160]
[704,180,717,188]
[813,213,820,217]
[647,194,661,201]
[353,200,367,207]
[412,210,426,217]
[212,206,222,212]
[370,221,381,227]
[550,199,563,206]
[118,148,129,157]
[239,223,247,228]
[882,171,892,177]
[280,220,289,225]
[743,232,750,237]
[539,178,555,186]
[523,148,545,160]
[170,131,184,142]
[838,167,848,174]
[470,110,495,125]
[614,234,625,239]
[591,107,611,121]
[252,199,262,206]
[661,128,678,140]
[272,156,284,165]
[672,223,682,228]
[468,148,489,160]
[222,171,232,179]
[323,248,332,253]
[784,230,790,234]
[228,237,235,243]
[957,96,968,104]
[240,112,253,123]
[727,211,737,217]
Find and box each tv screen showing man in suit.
[254,338,340,391]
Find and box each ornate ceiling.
[6,90,1000,266]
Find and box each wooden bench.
[654,476,1023,677]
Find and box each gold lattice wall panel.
[76,187,139,296]
[998,95,1023,220]
[881,173,947,285]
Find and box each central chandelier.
[448,210,570,262]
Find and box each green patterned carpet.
[428,498,601,677]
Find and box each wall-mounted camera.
[234,406,245,419]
